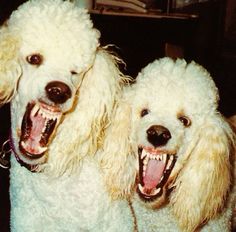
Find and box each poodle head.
[133,58,234,230]
[131,58,220,202]
[0,0,123,173]
[103,57,235,230]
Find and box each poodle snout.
[45,81,72,104]
[146,125,171,147]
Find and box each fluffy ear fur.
[99,96,137,200]
[170,114,234,232]
[44,48,126,175]
[0,27,21,104]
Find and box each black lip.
[20,102,34,141]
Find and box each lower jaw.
[136,187,167,209]
[137,184,163,202]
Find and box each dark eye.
[178,116,191,127]
[140,108,149,117]
[26,54,43,65]
[71,70,78,75]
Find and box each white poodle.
[101,57,236,231]
[0,0,135,231]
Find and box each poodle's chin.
[17,100,62,163]
[136,146,177,206]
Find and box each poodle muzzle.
[137,125,177,201]
[17,81,72,165]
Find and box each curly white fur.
[101,57,236,231]
[0,0,134,231]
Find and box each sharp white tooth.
[159,155,162,161]
[141,149,147,159]
[143,158,148,165]
[153,188,161,195]
[162,154,167,163]
[21,141,27,149]
[160,176,164,182]
[166,158,173,170]
[31,104,40,117]
[42,122,47,133]
[138,184,144,193]
[50,114,55,121]
[37,146,47,153]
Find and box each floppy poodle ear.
[0,27,21,105]
[70,48,126,155]
[171,114,234,232]
[99,97,137,200]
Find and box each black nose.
[146,125,171,147]
[45,81,72,104]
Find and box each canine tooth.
[21,141,27,149]
[153,188,161,195]
[162,154,167,163]
[31,104,40,117]
[38,146,47,153]
[166,158,173,170]
[166,161,171,170]
[138,184,144,192]
[141,149,147,159]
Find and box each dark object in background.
[0,104,10,232]
[0,0,27,24]
[0,2,26,232]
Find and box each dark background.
[0,0,236,231]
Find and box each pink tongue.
[143,159,165,189]
[25,113,46,154]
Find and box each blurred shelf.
[89,9,199,20]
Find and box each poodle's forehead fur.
[131,58,219,120]
[8,0,99,72]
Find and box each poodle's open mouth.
[137,147,177,201]
[19,101,62,159]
